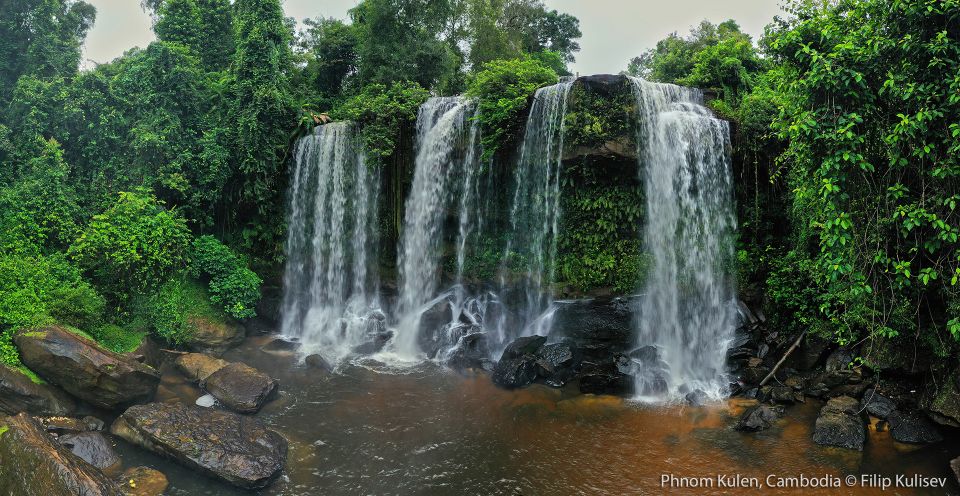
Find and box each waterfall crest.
[629,77,738,399]
[280,122,383,364]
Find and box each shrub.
[70,190,192,304]
[466,57,558,160]
[335,81,430,161]
[190,236,262,320]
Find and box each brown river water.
[112,335,959,495]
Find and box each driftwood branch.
[759,332,805,387]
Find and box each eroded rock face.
[887,410,943,444]
[734,405,784,432]
[0,413,122,495]
[0,364,76,416]
[201,362,278,414]
[174,352,229,383]
[812,396,865,451]
[110,402,287,489]
[117,466,168,496]
[15,327,160,410]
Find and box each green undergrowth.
[131,277,227,346]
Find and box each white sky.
[82,0,784,74]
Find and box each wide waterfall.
[280,122,383,364]
[495,80,573,345]
[629,77,738,399]
[393,97,481,359]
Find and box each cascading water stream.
[629,77,738,400]
[280,122,383,364]
[494,80,573,346]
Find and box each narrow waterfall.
[629,77,738,399]
[394,97,480,359]
[496,80,573,345]
[280,122,383,364]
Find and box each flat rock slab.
[0,364,76,416]
[15,327,160,410]
[174,353,229,383]
[202,362,279,414]
[111,402,287,489]
[0,413,122,495]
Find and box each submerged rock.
[111,402,287,489]
[887,410,943,444]
[304,354,333,371]
[201,362,278,414]
[174,352,229,383]
[0,413,122,495]
[812,396,865,451]
[15,327,160,410]
[734,405,784,432]
[58,431,121,473]
[860,389,897,420]
[117,466,168,496]
[0,363,76,416]
[685,389,709,407]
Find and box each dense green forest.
[0,0,957,385]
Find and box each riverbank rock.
[201,362,278,414]
[734,405,784,432]
[491,336,547,389]
[117,467,168,496]
[951,457,960,486]
[812,396,865,450]
[58,431,121,473]
[15,327,160,410]
[0,364,76,416]
[578,356,635,395]
[924,365,960,427]
[110,403,287,489]
[0,413,122,495]
[174,352,229,383]
[535,341,580,386]
[185,316,245,356]
[860,389,897,419]
[887,410,943,444]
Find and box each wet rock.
[887,410,943,444]
[445,332,491,371]
[84,416,106,431]
[117,466,168,496]
[739,365,770,386]
[201,362,278,414]
[0,413,122,495]
[535,342,580,387]
[417,299,454,358]
[15,327,160,410]
[799,335,832,370]
[812,396,865,451]
[184,316,245,356]
[352,329,394,355]
[734,405,784,432]
[111,402,287,489]
[630,345,659,364]
[261,338,300,354]
[578,359,635,396]
[825,348,854,372]
[174,352,229,383]
[37,416,92,435]
[549,297,636,359]
[491,357,539,389]
[924,365,960,427]
[195,394,216,407]
[806,369,860,398]
[304,354,333,371]
[761,385,803,404]
[0,363,76,416]
[58,431,121,472]
[951,458,960,487]
[500,335,548,360]
[685,389,709,407]
[860,389,897,419]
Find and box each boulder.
[761,385,803,404]
[201,362,278,414]
[304,354,333,371]
[111,403,287,489]
[887,410,943,444]
[184,316,244,355]
[58,431,121,472]
[825,348,854,372]
[734,405,784,432]
[0,413,122,495]
[739,365,770,386]
[534,342,580,387]
[951,457,960,487]
[0,364,76,416]
[444,332,492,371]
[578,358,635,396]
[500,335,547,360]
[685,389,709,407]
[491,356,539,389]
[352,329,394,355]
[416,299,454,359]
[15,327,160,410]
[860,389,897,420]
[174,352,229,383]
[549,297,636,359]
[117,467,168,496]
[630,345,659,365]
[812,396,865,450]
[924,365,960,427]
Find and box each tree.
[297,17,359,99]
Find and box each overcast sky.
[82,0,783,75]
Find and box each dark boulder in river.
[549,297,636,360]
[859,389,897,420]
[110,402,287,489]
[15,326,160,410]
[0,363,76,416]
[812,396,865,451]
[58,431,121,473]
[0,413,123,495]
[535,341,580,387]
[887,410,943,444]
[578,357,635,396]
[201,362,278,414]
[734,405,784,432]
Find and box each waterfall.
[280,122,383,364]
[496,80,573,345]
[393,97,481,359]
[629,77,738,399]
